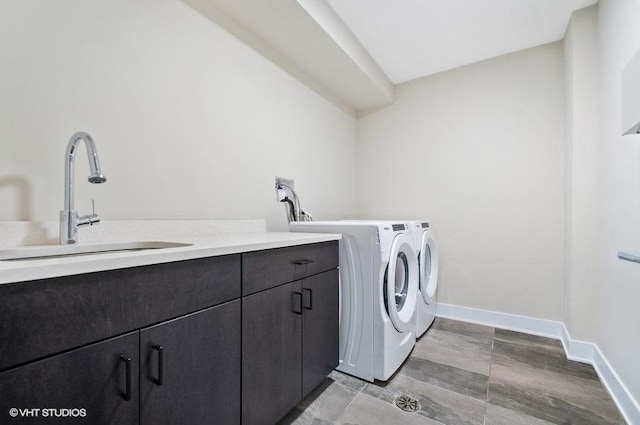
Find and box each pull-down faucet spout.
[60,131,107,245]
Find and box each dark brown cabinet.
[0,254,241,425]
[0,302,241,425]
[0,332,139,425]
[242,242,339,425]
[0,255,240,371]
[242,242,339,296]
[0,300,240,425]
[242,281,303,425]
[140,301,241,425]
[0,241,338,425]
[302,269,339,398]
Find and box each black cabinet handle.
[302,288,313,310]
[293,292,303,315]
[152,345,164,386]
[292,259,314,265]
[120,355,132,401]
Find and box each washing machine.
[289,220,419,382]
[409,221,439,337]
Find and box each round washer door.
[419,230,439,305]
[384,233,419,332]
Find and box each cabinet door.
[302,269,340,397]
[0,332,138,425]
[139,300,241,425]
[242,281,302,425]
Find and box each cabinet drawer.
[0,254,240,371]
[242,241,338,296]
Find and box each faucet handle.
[77,199,100,227]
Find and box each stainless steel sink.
[0,241,193,261]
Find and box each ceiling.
[193,0,598,111]
[326,0,598,84]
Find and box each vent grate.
[395,395,420,412]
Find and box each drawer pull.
[302,288,313,310]
[293,292,303,315]
[292,259,314,265]
[120,355,132,401]
[152,345,164,386]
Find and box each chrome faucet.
[59,131,107,245]
[275,178,312,223]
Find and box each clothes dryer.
[409,221,439,337]
[289,220,418,382]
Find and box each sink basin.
[0,241,193,261]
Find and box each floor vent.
[395,395,420,412]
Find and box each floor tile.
[364,373,485,425]
[361,380,404,405]
[329,370,367,392]
[431,318,494,341]
[489,354,625,424]
[412,327,493,375]
[484,403,556,425]
[493,339,599,381]
[488,378,624,425]
[277,407,334,425]
[283,321,625,425]
[295,376,360,423]
[399,356,489,400]
[335,392,444,425]
[494,328,564,353]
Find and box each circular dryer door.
[419,230,439,305]
[384,233,419,333]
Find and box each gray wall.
[0,0,358,230]
[357,43,565,321]
[595,0,640,404]
[563,6,598,343]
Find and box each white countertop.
[0,231,341,286]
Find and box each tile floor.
[278,318,626,425]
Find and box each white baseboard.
[591,344,640,425]
[559,324,594,363]
[436,302,640,425]
[436,302,564,338]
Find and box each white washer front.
[384,233,419,333]
[419,229,438,305]
[412,221,438,337]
